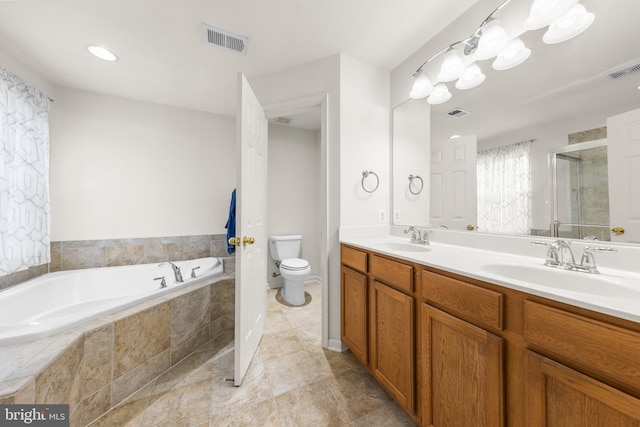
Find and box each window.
[477,140,532,235]
[0,67,51,275]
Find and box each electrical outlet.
[378,209,387,223]
[393,209,400,223]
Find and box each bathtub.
[0,257,224,346]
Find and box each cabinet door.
[526,351,640,427]
[422,304,504,427]
[341,266,368,364]
[371,280,415,413]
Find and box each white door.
[234,73,268,386]
[607,107,640,243]
[430,134,477,230]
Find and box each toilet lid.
[281,258,309,271]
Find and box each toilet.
[268,234,311,306]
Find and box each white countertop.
[341,234,640,324]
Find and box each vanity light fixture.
[428,83,452,105]
[408,0,594,104]
[87,45,118,61]
[542,3,595,44]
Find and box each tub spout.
[158,262,184,283]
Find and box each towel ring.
[361,170,379,193]
[408,174,423,195]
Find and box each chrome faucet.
[404,227,430,245]
[532,240,616,274]
[158,262,184,283]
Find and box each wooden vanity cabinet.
[340,245,417,417]
[420,270,505,427]
[340,246,369,365]
[340,244,640,426]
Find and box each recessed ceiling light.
[87,45,118,61]
[450,134,462,139]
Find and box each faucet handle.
[191,266,201,278]
[579,246,616,273]
[154,276,167,288]
[531,241,561,266]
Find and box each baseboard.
[327,338,347,353]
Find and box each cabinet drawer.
[421,270,503,330]
[342,245,368,273]
[370,255,413,293]
[524,300,640,395]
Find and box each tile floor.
[90,283,417,426]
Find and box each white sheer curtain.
[0,67,51,275]
[477,140,532,235]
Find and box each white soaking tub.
[0,257,223,346]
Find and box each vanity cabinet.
[340,243,640,426]
[340,245,417,417]
[340,246,369,365]
[420,269,505,427]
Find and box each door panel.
[234,73,268,386]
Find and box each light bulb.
[427,83,452,105]
[409,70,433,99]
[87,45,118,61]
[438,49,466,82]
[455,63,486,90]
[493,38,531,70]
[474,20,510,61]
[543,4,595,44]
[525,0,578,30]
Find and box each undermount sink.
[480,263,640,299]
[377,241,431,253]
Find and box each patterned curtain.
[477,140,532,235]
[0,67,51,275]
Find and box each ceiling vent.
[202,24,248,55]
[445,108,471,118]
[605,62,640,80]
[273,116,292,125]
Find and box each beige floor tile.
[263,311,293,335]
[294,321,322,350]
[273,379,350,427]
[139,380,212,426]
[211,398,280,427]
[258,329,304,361]
[210,355,273,414]
[263,348,335,397]
[351,399,418,426]
[326,368,396,422]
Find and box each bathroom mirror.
[393,0,640,243]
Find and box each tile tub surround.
[0,273,235,427]
[0,234,233,291]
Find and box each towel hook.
[361,170,379,193]
[408,174,424,195]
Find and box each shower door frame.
[548,138,608,238]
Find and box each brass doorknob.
[611,227,625,236]
[466,224,475,231]
[228,237,240,246]
[243,236,255,246]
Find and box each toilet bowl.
[268,235,311,306]
[279,258,311,305]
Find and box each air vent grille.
[606,62,640,80]
[446,108,471,118]
[274,117,292,125]
[202,24,248,55]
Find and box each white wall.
[339,55,391,227]
[267,124,321,287]
[250,54,390,350]
[50,87,236,241]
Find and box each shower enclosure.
[549,139,610,240]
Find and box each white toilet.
[268,234,310,306]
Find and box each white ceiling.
[0,0,478,117]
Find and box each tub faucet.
[159,262,184,283]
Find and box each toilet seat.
[280,258,309,271]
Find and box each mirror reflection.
[392,0,640,244]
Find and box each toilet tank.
[268,234,302,261]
